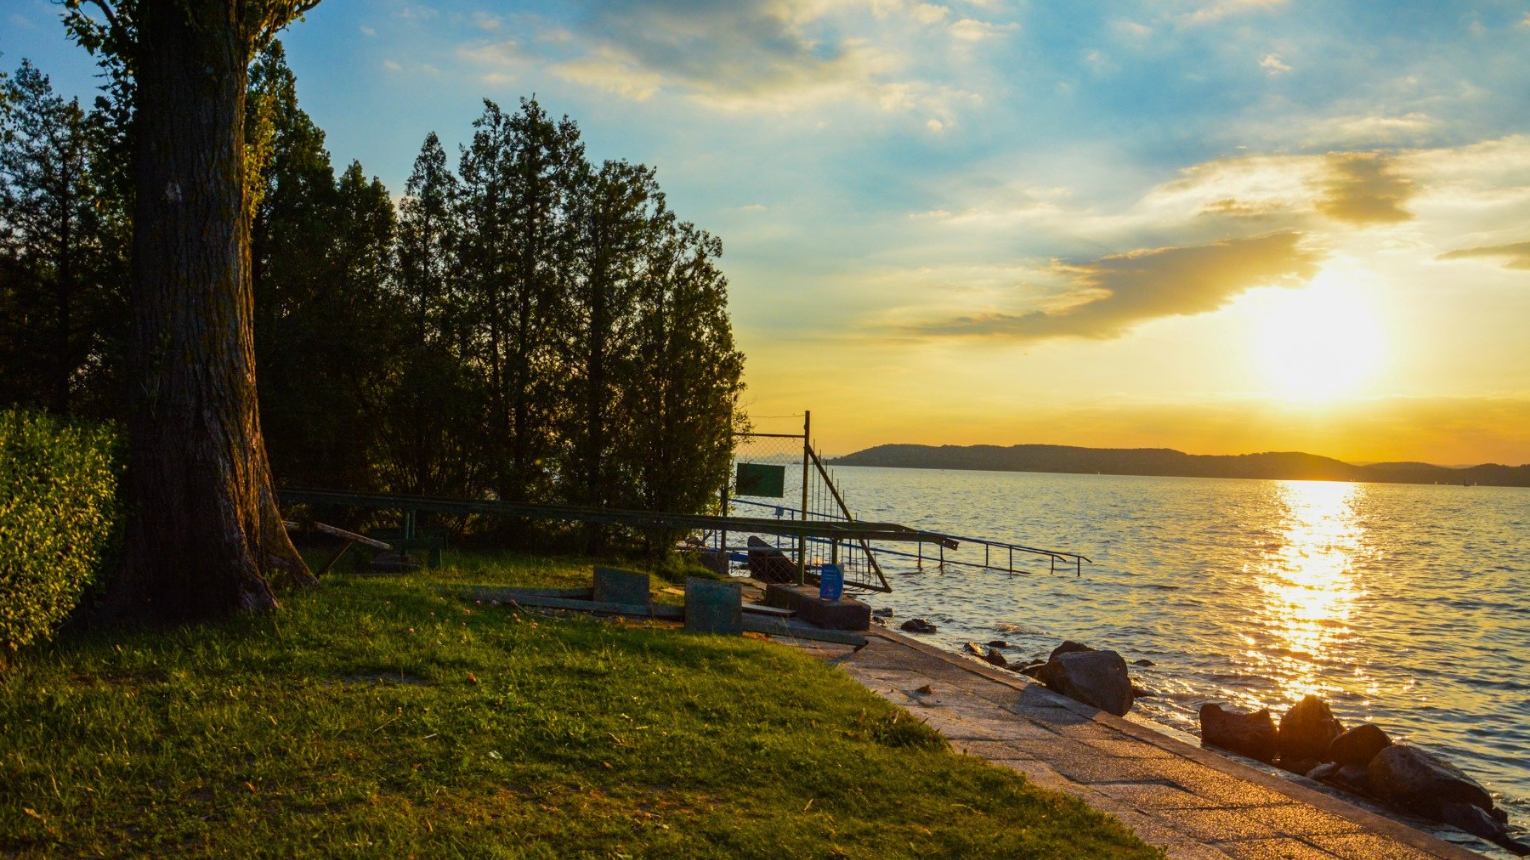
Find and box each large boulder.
[1199,704,1278,763]
[1049,640,1095,661]
[1440,802,1508,843]
[900,618,937,634]
[1278,695,1344,765]
[1327,723,1391,768]
[1368,744,1495,818]
[1037,649,1134,716]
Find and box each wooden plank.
[312,521,392,550]
[741,617,867,648]
[743,601,796,617]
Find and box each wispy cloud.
[1438,241,1530,270]
[911,232,1321,340]
[1259,53,1291,75]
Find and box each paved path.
[795,628,1487,860]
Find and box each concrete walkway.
[792,628,1487,860]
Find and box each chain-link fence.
[686,415,889,592]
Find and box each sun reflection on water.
[1253,480,1366,703]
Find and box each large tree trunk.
[110,0,315,622]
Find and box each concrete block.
[593,567,650,606]
[685,577,742,636]
[762,583,870,631]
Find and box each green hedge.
[0,409,120,656]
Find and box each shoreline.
[786,626,1508,860]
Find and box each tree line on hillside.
[0,46,747,540]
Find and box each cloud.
[1438,241,1530,270]
[383,59,403,72]
[1184,0,1288,25]
[456,0,1000,118]
[912,232,1321,340]
[1259,53,1290,74]
[359,25,377,37]
[1316,153,1415,225]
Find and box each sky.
[5,0,1530,465]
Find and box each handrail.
[726,496,1090,576]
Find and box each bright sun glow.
[1251,273,1386,401]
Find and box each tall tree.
[380,132,482,497]
[561,160,665,545]
[63,0,323,621]
[621,222,746,520]
[0,61,120,415]
[458,98,583,505]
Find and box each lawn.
[0,550,1162,859]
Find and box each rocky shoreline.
[886,616,1529,856]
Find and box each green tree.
[379,132,484,497]
[620,221,746,522]
[560,160,666,546]
[62,0,324,621]
[458,98,583,505]
[0,60,123,416]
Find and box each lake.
[829,466,1530,817]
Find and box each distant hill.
[825,444,1530,488]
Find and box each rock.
[1199,704,1279,763]
[1131,685,1156,698]
[1307,762,1341,781]
[1368,744,1495,818]
[871,616,886,626]
[1440,802,1508,842]
[1037,649,1134,716]
[1278,695,1344,764]
[983,648,1008,668]
[1327,723,1391,768]
[1132,658,1155,667]
[1280,758,1320,776]
[986,640,1008,649]
[1019,663,1046,678]
[1048,640,1095,662]
[965,642,986,657]
[1335,765,1371,793]
[871,607,894,617]
[914,684,933,695]
[900,618,937,634]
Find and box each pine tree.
[458,98,584,504]
[0,60,120,415]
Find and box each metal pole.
[719,456,729,558]
[798,410,810,586]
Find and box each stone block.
[763,583,871,631]
[685,577,742,636]
[593,567,650,606]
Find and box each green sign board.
[735,462,786,498]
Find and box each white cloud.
[949,18,1016,41]
[927,118,945,133]
[360,25,377,37]
[472,12,501,31]
[383,59,403,72]
[912,3,950,25]
[1260,53,1291,74]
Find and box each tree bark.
[110,0,315,623]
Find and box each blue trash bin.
[818,563,844,602]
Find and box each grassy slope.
[0,551,1162,859]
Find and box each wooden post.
[798,410,810,586]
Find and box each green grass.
[0,549,1163,859]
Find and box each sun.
[1250,273,1386,401]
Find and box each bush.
[0,409,120,657]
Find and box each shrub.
[0,409,120,657]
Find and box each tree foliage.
[0,45,748,560]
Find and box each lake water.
[831,466,1530,818]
